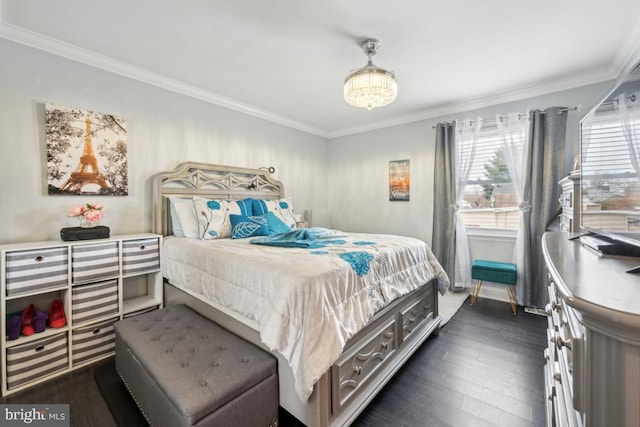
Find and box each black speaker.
[60,226,110,241]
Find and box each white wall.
[0,35,619,258]
[327,81,615,248]
[0,39,329,243]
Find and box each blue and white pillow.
[193,197,253,239]
[252,197,297,229]
[230,214,270,239]
[235,198,254,217]
[262,211,291,235]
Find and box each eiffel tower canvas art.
[46,104,128,196]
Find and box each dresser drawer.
[71,241,119,284]
[400,286,434,342]
[546,284,561,330]
[544,360,555,427]
[559,215,572,232]
[71,279,119,325]
[4,247,68,296]
[6,332,69,390]
[561,189,574,209]
[72,316,118,366]
[122,237,160,276]
[331,315,396,412]
[553,377,571,427]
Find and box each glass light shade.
[344,66,397,110]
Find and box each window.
[581,110,640,230]
[458,126,520,230]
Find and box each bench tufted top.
[114,305,277,425]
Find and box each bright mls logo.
[1,405,69,426]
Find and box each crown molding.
[612,23,640,82]
[610,7,640,80]
[0,1,329,138]
[1,0,636,141]
[327,67,616,139]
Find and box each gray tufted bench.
[114,305,278,427]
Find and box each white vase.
[80,217,99,228]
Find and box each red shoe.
[49,299,67,328]
[21,304,36,336]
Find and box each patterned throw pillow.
[235,198,254,217]
[230,214,270,239]
[251,197,297,229]
[192,197,252,239]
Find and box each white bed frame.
[152,162,441,427]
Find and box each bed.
[151,162,449,427]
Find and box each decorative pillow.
[169,197,199,238]
[235,198,254,217]
[230,214,270,239]
[169,198,184,237]
[262,211,291,235]
[252,197,297,229]
[193,197,252,240]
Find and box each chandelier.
[344,39,397,110]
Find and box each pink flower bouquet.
[68,202,104,227]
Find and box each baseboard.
[474,285,547,315]
[524,306,546,316]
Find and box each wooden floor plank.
[0,363,116,427]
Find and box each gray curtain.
[431,122,457,289]
[524,107,567,308]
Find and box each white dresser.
[0,233,162,396]
[542,232,640,427]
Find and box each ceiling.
[3,0,640,138]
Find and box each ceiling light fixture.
[344,38,397,111]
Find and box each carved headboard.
[151,162,284,236]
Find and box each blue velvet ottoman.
[470,259,518,315]
[114,305,279,427]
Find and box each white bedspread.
[161,232,449,401]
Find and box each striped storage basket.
[122,304,159,319]
[6,332,69,390]
[5,246,69,296]
[72,316,118,366]
[71,279,119,325]
[122,237,160,275]
[71,242,119,284]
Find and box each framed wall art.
[389,159,410,201]
[46,103,128,196]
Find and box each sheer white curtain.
[615,91,640,178]
[453,118,482,289]
[496,112,531,302]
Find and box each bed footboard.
[164,279,441,427]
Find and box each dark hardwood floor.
[353,297,547,427]
[1,297,547,427]
[0,358,117,426]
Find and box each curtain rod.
[432,106,577,129]
[599,94,637,107]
